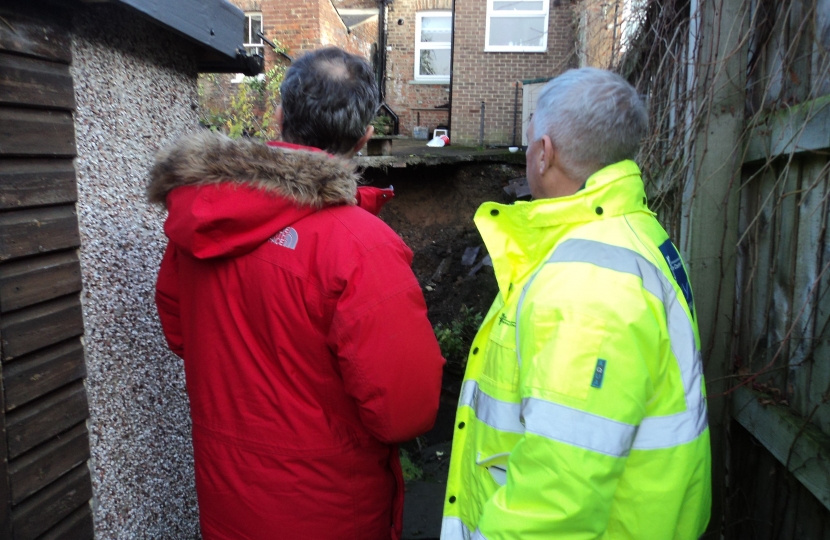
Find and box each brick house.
[210,0,576,146]
[228,0,379,78]
[386,0,577,145]
[197,0,379,136]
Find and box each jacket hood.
[148,131,359,207]
[147,131,360,259]
[475,160,652,294]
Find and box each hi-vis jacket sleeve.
[327,239,446,445]
[155,243,185,358]
[477,267,656,540]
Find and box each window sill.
[409,80,450,86]
[483,48,548,53]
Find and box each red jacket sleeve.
[355,186,394,215]
[155,243,185,358]
[327,239,445,444]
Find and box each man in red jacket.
[149,47,445,540]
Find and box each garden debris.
[431,257,451,282]
[461,246,480,266]
[467,255,492,276]
[503,177,531,198]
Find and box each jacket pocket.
[480,313,520,391]
[475,452,511,487]
[523,309,607,401]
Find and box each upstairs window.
[232,13,264,83]
[485,0,549,52]
[415,11,452,83]
[243,12,264,56]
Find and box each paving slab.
[403,441,452,540]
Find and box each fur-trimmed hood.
[148,132,362,260]
[147,131,359,208]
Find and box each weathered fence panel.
[729,0,830,535]
[0,6,92,539]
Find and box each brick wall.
[263,0,321,61]
[576,0,628,68]
[227,0,376,83]
[385,0,452,137]
[450,1,577,146]
[319,0,377,58]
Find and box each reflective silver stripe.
[460,380,525,434]
[542,238,708,449]
[472,529,488,540]
[522,397,637,457]
[441,517,472,540]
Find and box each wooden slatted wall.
[0,7,94,540]
[728,0,830,537]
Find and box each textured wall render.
[70,6,201,538]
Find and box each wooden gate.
[0,7,94,540]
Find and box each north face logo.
[270,227,298,250]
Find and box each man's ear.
[351,125,374,155]
[539,134,556,176]
[276,106,284,136]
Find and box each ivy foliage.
[434,305,483,374]
[197,41,289,140]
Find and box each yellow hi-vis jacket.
[440,160,712,540]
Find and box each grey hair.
[280,47,379,155]
[530,67,647,183]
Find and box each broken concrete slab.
[467,254,492,276]
[503,176,531,198]
[431,257,451,282]
[461,246,480,266]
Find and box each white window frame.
[414,11,452,83]
[243,12,264,56]
[485,0,549,53]
[232,12,265,83]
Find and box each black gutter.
[377,0,389,101]
[447,0,456,137]
[375,0,398,134]
[112,0,262,75]
[258,31,293,62]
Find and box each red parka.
[149,133,445,540]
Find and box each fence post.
[684,0,748,534]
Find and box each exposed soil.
[363,162,522,329]
[362,161,526,539]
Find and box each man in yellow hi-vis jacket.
[440,68,712,540]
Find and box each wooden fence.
[0,7,94,540]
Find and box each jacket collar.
[147,131,359,208]
[475,160,653,295]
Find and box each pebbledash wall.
[450,0,576,145]
[71,6,201,538]
[386,0,453,138]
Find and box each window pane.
[244,16,250,44]
[493,1,544,11]
[419,48,451,77]
[420,16,452,43]
[488,16,546,47]
[251,17,262,44]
